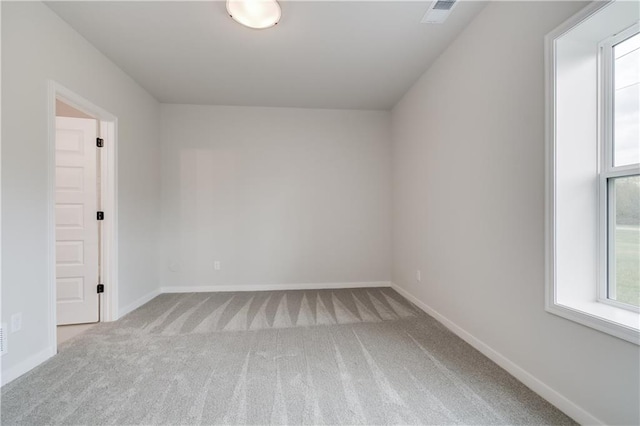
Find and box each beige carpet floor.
[1,287,575,425]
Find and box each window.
[599,28,640,312]
[546,0,640,345]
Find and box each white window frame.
[545,0,640,345]
[597,24,640,313]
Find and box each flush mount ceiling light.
[226,0,281,30]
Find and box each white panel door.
[55,117,99,325]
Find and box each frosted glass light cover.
[226,0,281,29]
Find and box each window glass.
[611,175,640,307]
[613,33,640,167]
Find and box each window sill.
[546,300,640,345]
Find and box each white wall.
[1,2,161,380]
[160,104,390,290]
[391,2,639,425]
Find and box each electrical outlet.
[214,261,221,271]
[11,313,22,333]
[416,270,421,283]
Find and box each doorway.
[48,82,118,350]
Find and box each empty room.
[1,0,639,425]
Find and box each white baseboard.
[390,282,603,426]
[1,346,56,387]
[161,281,391,294]
[118,288,161,318]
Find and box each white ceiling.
[46,1,486,110]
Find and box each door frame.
[47,80,119,350]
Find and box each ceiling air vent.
[421,0,458,24]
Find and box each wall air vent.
[421,0,458,24]
[0,323,7,356]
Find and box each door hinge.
[97,284,105,294]
[96,138,104,148]
[97,211,104,221]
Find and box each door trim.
[47,81,119,350]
